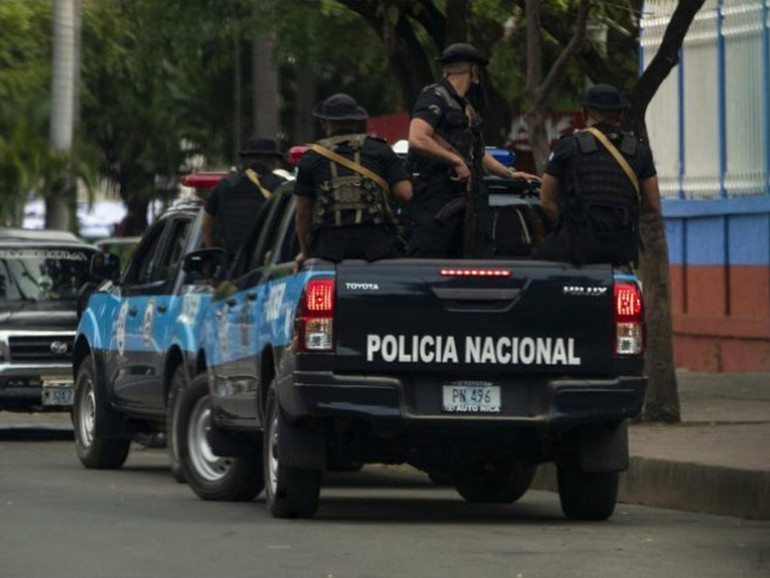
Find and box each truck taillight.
[296,278,335,352]
[614,281,644,356]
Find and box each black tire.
[427,471,454,486]
[263,385,321,519]
[454,460,535,504]
[557,464,619,521]
[166,365,187,483]
[73,358,130,469]
[175,374,263,501]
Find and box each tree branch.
[536,0,590,107]
[631,0,707,118]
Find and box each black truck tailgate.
[333,259,616,376]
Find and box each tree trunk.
[252,0,279,139]
[444,0,470,44]
[48,0,77,231]
[233,26,243,163]
[293,68,317,144]
[525,0,590,172]
[628,0,705,423]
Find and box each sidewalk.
[532,370,770,519]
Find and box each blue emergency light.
[486,147,516,167]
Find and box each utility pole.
[47,0,78,231]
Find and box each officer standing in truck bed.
[408,43,539,259]
[294,93,412,266]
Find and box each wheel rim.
[268,411,279,497]
[77,378,96,448]
[187,396,231,482]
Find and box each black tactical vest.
[216,172,268,256]
[431,83,485,168]
[562,130,641,265]
[313,134,397,229]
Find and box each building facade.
[642,0,770,371]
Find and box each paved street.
[1,415,768,578]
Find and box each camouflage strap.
[584,128,640,196]
[244,169,273,200]
[309,144,390,193]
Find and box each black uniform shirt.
[546,123,657,183]
[295,135,408,229]
[409,78,483,178]
[205,163,285,216]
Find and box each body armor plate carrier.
[313,134,398,229]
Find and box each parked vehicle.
[72,201,209,477]
[0,228,97,412]
[172,181,646,521]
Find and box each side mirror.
[90,252,121,282]
[183,247,228,278]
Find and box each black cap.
[579,84,630,110]
[239,136,283,158]
[312,93,369,121]
[435,43,489,66]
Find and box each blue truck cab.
[171,179,646,521]
[72,200,212,475]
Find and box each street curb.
[531,458,770,520]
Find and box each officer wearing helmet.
[534,84,661,266]
[294,94,413,267]
[408,43,539,259]
[202,136,286,259]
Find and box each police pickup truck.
[173,180,646,521]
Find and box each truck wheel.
[557,464,618,521]
[176,375,263,501]
[454,461,535,504]
[73,358,130,469]
[263,386,321,519]
[166,365,187,483]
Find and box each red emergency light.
[287,145,310,166]
[440,268,512,278]
[180,172,226,191]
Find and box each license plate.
[442,382,501,413]
[41,386,74,407]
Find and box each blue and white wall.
[642,0,770,371]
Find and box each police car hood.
[333,259,618,377]
[0,307,76,331]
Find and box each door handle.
[157,303,168,313]
[226,297,237,307]
[246,291,257,301]
[128,307,138,317]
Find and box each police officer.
[202,136,286,258]
[408,43,539,259]
[294,94,412,266]
[534,84,661,266]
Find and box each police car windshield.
[0,248,91,303]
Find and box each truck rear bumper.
[281,370,646,428]
[0,363,74,411]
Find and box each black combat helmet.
[435,43,489,66]
[312,93,369,121]
[579,84,631,110]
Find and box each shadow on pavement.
[0,427,74,442]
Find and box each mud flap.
[578,421,629,473]
[207,423,257,457]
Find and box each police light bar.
[486,146,516,167]
[179,172,226,190]
[440,268,512,277]
[287,145,310,166]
